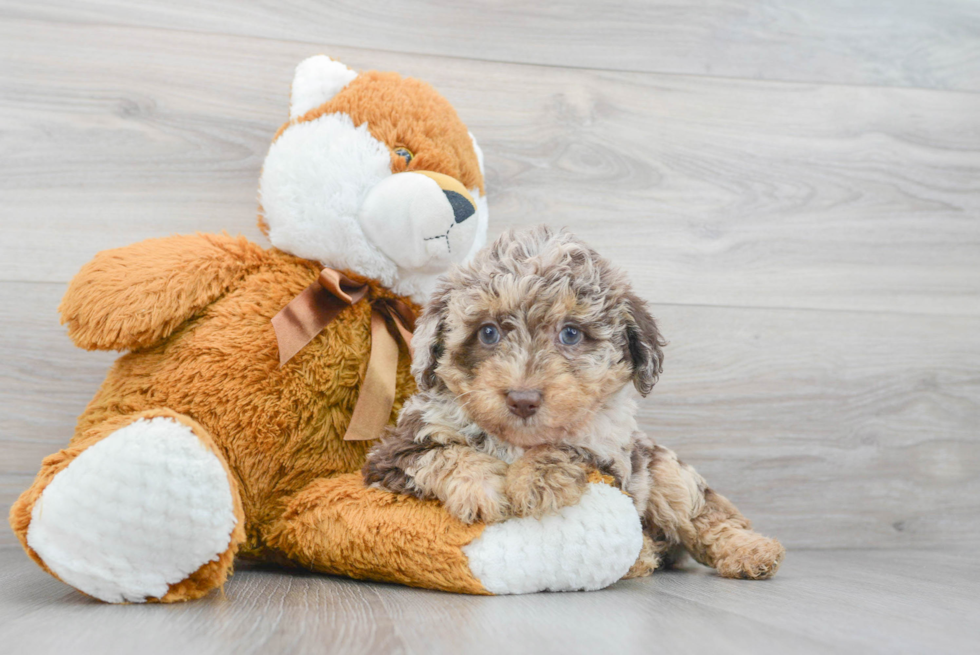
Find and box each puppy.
[364,226,784,579]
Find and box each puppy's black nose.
[506,390,542,419]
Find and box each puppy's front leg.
[506,445,591,519]
[413,445,511,524]
[364,402,511,525]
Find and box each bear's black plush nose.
[443,190,476,223]
[506,389,542,419]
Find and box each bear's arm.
[59,232,266,351]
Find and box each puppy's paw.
[442,462,511,525]
[714,534,785,580]
[506,446,590,519]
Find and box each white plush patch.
[468,131,485,177]
[463,483,643,594]
[290,55,358,120]
[463,132,489,264]
[463,190,490,264]
[26,417,238,603]
[260,112,398,288]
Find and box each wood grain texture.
[1,18,978,317]
[1,547,978,654]
[2,282,977,549]
[4,0,980,91]
[1,3,978,648]
[0,9,978,555]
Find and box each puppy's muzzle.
[506,389,542,419]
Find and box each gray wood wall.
[1,1,978,550]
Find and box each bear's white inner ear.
[290,55,358,120]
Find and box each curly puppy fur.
[365,226,784,580]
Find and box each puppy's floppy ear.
[411,284,451,391]
[623,292,666,396]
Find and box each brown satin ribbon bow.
[271,268,416,441]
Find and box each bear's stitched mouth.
[424,222,455,253]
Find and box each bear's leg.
[9,409,245,603]
[265,474,643,594]
[640,445,784,580]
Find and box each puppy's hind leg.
[641,445,784,580]
[689,488,785,579]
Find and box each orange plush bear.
[10,56,643,602]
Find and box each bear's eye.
[478,324,500,346]
[394,147,413,165]
[559,325,583,346]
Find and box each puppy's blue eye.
[559,326,582,346]
[478,324,500,345]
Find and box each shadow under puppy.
[364,225,784,580]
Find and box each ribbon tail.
[272,284,332,367]
[390,316,414,359]
[344,310,401,441]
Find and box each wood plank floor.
[4,0,980,91]
[1,9,977,550]
[3,18,979,316]
[1,547,976,655]
[0,2,978,652]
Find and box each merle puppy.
[364,226,784,579]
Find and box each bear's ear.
[290,55,358,120]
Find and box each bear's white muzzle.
[358,171,479,274]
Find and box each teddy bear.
[9,56,644,603]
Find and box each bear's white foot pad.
[463,483,643,594]
[26,417,238,603]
